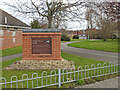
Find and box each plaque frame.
[31,37,52,55]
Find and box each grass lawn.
[61,39,86,43]
[1,39,83,57]
[0,46,23,57]
[68,39,119,53]
[1,52,108,88]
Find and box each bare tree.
[84,2,99,39]
[5,0,85,28]
[88,2,119,41]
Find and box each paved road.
[75,77,119,88]
[1,53,22,62]
[61,41,118,64]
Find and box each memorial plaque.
[32,37,52,54]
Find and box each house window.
[13,38,15,43]
[0,30,4,36]
[83,34,86,37]
[12,31,16,36]
[5,17,8,24]
[0,38,3,45]
[79,35,81,37]
[0,38,3,41]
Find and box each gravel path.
[75,77,118,88]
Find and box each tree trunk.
[103,38,106,41]
[48,16,52,28]
[111,33,113,41]
[112,35,113,40]
[103,30,107,41]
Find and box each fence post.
[58,69,61,87]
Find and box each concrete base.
[4,59,75,70]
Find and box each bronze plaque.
[32,38,52,54]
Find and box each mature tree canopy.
[84,2,119,41]
[5,0,119,40]
[5,0,85,28]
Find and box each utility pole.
[86,4,90,40]
[87,10,90,40]
[88,25,89,40]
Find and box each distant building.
[78,30,87,39]
[0,9,30,50]
[61,29,87,39]
[62,27,119,39]
[64,30,78,38]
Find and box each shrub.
[73,35,79,39]
[94,77,102,81]
[113,35,117,39]
[75,79,85,86]
[88,78,95,84]
[61,35,70,41]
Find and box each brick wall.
[0,28,22,50]
[22,33,62,60]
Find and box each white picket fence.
[0,61,119,89]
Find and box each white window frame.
[12,38,15,44]
[12,31,16,36]
[0,38,3,45]
[5,17,8,24]
[0,30,4,36]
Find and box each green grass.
[1,52,109,88]
[2,52,106,73]
[0,46,23,57]
[61,39,87,43]
[61,52,105,68]
[2,57,22,68]
[68,39,119,53]
[1,39,84,57]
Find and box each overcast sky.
[0,0,88,30]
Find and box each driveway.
[61,41,118,64]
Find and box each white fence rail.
[0,61,119,89]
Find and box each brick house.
[62,30,78,38]
[0,9,30,50]
[61,29,87,39]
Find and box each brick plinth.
[22,32,62,60]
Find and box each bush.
[88,78,95,84]
[113,35,117,39]
[61,35,70,41]
[73,35,79,39]
[94,77,102,81]
[85,79,95,84]
[75,79,85,86]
